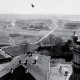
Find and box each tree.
[41,34,64,46]
[55,36,64,46]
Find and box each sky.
[0,0,80,15]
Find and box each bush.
[21,27,27,30]
[9,34,21,37]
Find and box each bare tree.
[41,34,64,46]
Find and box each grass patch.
[21,27,28,30]
[22,35,36,38]
[9,33,21,37]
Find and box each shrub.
[9,34,21,37]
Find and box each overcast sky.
[0,0,80,15]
